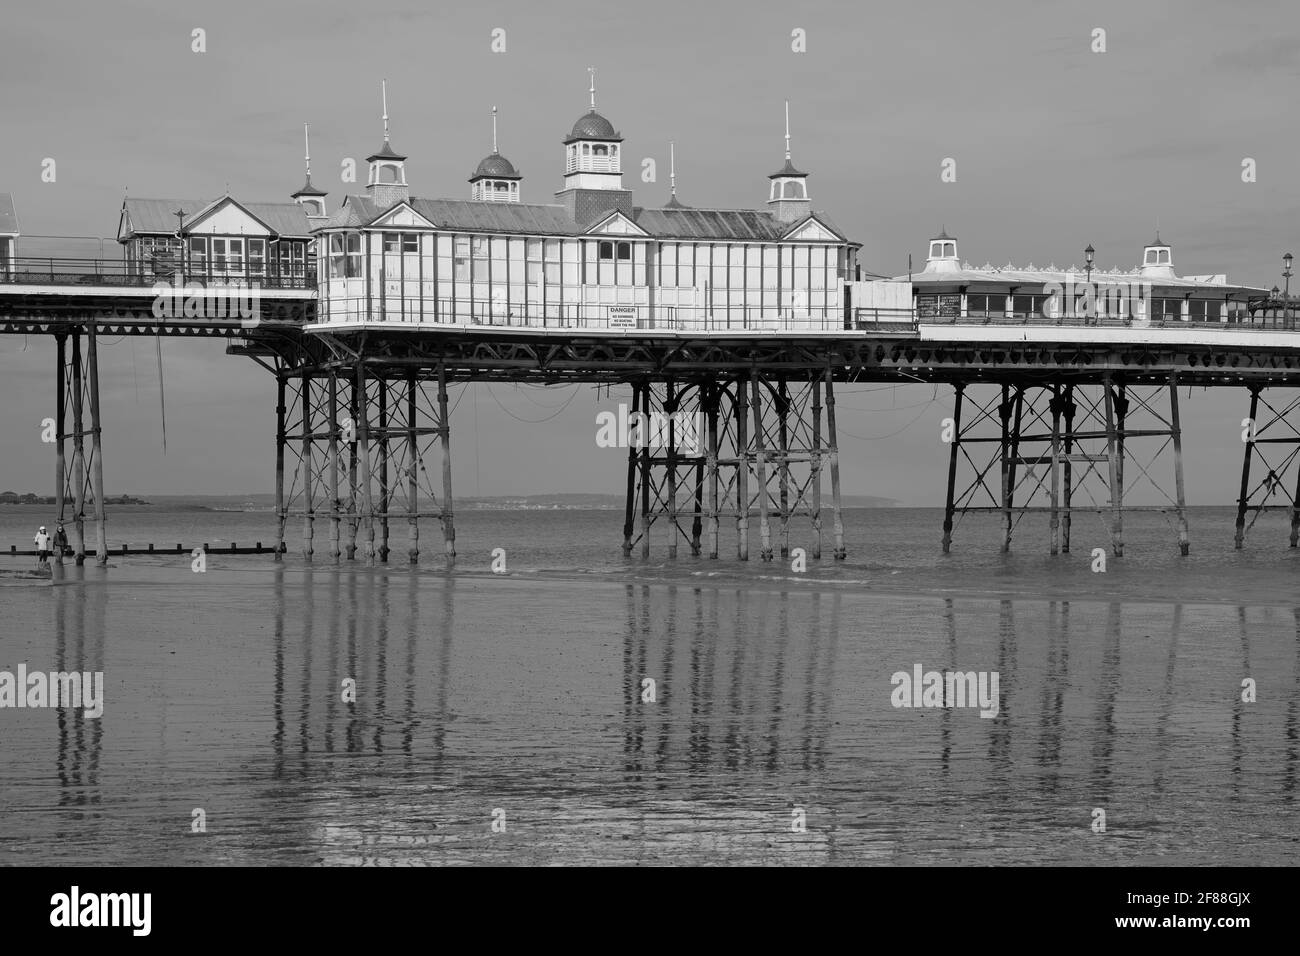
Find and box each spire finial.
[784,100,791,161]
[588,66,596,111]
[382,79,390,143]
[670,141,677,198]
[304,123,312,180]
[492,105,498,154]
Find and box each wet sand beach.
[2,508,1298,865]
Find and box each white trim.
[584,210,650,237]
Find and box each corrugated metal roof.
[633,207,787,241]
[121,197,312,238]
[0,193,17,234]
[411,199,579,235]
[243,203,313,237]
[316,194,854,244]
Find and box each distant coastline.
[1,492,900,511]
[193,492,900,511]
[0,491,150,506]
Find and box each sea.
[0,501,1297,865]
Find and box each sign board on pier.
[608,306,637,328]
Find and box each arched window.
[593,144,608,157]
[930,242,943,258]
[782,181,804,199]
[944,242,955,257]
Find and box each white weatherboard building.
[311,78,860,331]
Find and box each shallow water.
[0,506,1297,865]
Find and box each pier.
[1,87,1296,567]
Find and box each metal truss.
[1234,386,1300,548]
[273,350,455,566]
[622,368,846,561]
[942,372,1190,556]
[50,327,108,565]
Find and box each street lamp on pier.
[1084,244,1095,323]
[1284,252,1294,328]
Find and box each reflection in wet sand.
[3,569,1299,865]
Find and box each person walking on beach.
[53,523,69,561]
[34,526,51,569]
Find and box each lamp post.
[1084,244,1095,324]
[173,208,186,282]
[1284,252,1294,328]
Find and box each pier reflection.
[52,563,106,819]
[270,568,452,774]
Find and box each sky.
[0,0,1297,506]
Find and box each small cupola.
[291,123,329,220]
[562,67,624,191]
[1140,233,1175,279]
[923,228,960,273]
[366,80,409,209]
[767,102,811,223]
[470,107,522,202]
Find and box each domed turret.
[470,107,522,202]
[561,68,623,190]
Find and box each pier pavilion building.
[890,229,1268,327]
[311,82,861,331]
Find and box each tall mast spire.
[784,100,791,161]
[492,105,498,154]
[304,123,312,180]
[670,141,677,198]
[588,66,596,112]
[382,78,390,143]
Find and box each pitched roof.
[317,194,854,245]
[412,199,577,235]
[119,197,312,238]
[0,193,17,235]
